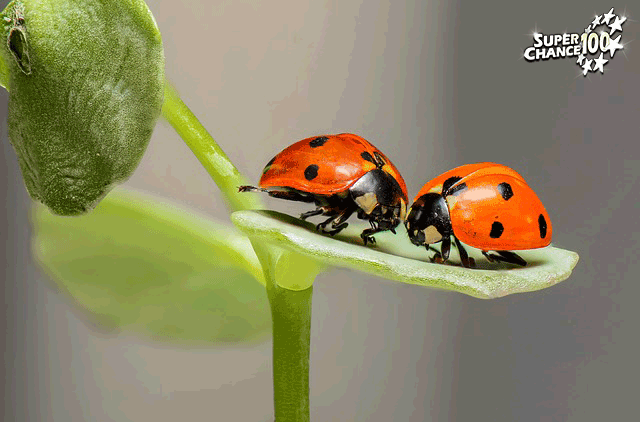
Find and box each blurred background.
[2,0,638,420]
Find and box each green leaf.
[32,189,271,345]
[1,0,165,215]
[231,210,579,299]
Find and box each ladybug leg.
[316,207,355,236]
[482,251,496,263]
[316,216,336,233]
[452,236,475,268]
[300,208,324,220]
[238,185,265,193]
[428,245,442,263]
[329,222,349,235]
[239,186,316,203]
[441,237,451,262]
[360,220,382,245]
[328,208,355,235]
[429,237,451,264]
[497,251,527,266]
[482,251,527,266]
[360,232,376,245]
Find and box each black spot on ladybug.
[538,214,547,238]
[489,221,504,238]
[447,182,467,196]
[497,182,514,200]
[309,136,329,148]
[262,156,277,174]
[360,151,375,163]
[304,164,319,181]
[442,177,462,194]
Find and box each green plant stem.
[267,282,312,422]
[161,80,312,420]
[161,81,262,212]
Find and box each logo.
[524,8,628,76]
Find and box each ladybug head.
[405,193,453,246]
[349,169,407,230]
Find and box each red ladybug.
[405,163,552,267]
[239,133,408,245]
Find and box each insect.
[404,163,552,267]
[239,133,408,245]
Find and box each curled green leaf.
[1,0,164,215]
[8,25,31,74]
[5,1,30,75]
[231,210,579,299]
[32,189,270,345]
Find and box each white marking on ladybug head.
[423,225,443,243]
[446,195,458,208]
[399,198,407,220]
[355,192,378,214]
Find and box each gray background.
[2,0,639,420]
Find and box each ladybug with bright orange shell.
[405,163,552,268]
[239,133,408,245]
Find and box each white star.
[592,52,608,73]
[576,54,586,65]
[584,25,592,33]
[582,59,592,76]
[592,15,602,27]
[606,35,624,58]
[609,15,627,35]
[603,8,616,25]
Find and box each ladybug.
[239,133,408,245]
[405,163,552,267]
